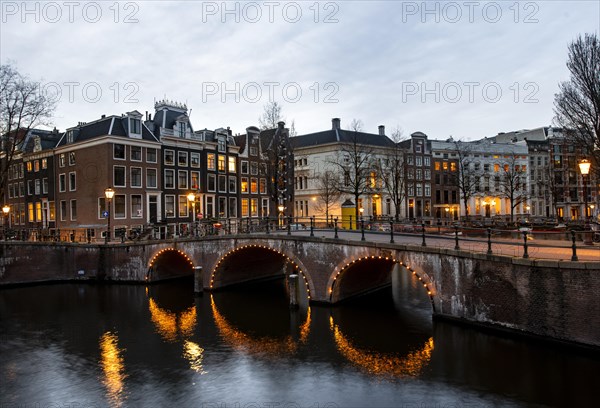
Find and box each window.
[131,195,142,218]
[416,169,422,180]
[416,183,422,196]
[59,154,65,167]
[68,152,76,166]
[218,175,226,192]
[164,169,175,189]
[229,197,237,218]
[251,178,258,193]
[442,162,448,171]
[228,157,236,172]
[241,177,249,193]
[178,122,186,137]
[424,169,431,180]
[250,162,258,175]
[178,170,188,189]
[114,166,126,187]
[26,161,32,172]
[241,161,249,174]
[205,196,214,218]
[261,198,269,217]
[178,151,188,166]
[416,145,422,153]
[434,161,441,171]
[42,178,48,194]
[114,144,126,159]
[207,174,216,192]
[131,167,142,187]
[407,169,414,180]
[450,162,457,172]
[241,198,249,217]
[59,174,66,192]
[179,195,188,217]
[27,180,32,195]
[250,146,258,156]
[130,118,141,134]
[416,156,422,166]
[131,146,142,161]
[259,178,267,194]
[250,198,258,217]
[494,164,500,172]
[60,201,67,221]
[218,138,226,152]
[34,179,41,195]
[229,176,237,193]
[147,168,157,188]
[425,183,431,197]
[70,199,77,220]
[207,153,216,170]
[165,195,175,217]
[164,150,175,165]
[407,155,413,165]
[424,157,430,166]
[114,195,126,218]
[218,197,227,218]
[147,148,157,163]
[191,171,200,190]
[484,164,490,172]
[218,155,226,172]
[68,172,76,191]
[34,160,40,171]
[191,152,200,167]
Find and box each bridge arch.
[147,247,196,281]
[328,254,435,310]
[209,244,314,302]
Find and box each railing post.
[360,217,365,241]
[334,217,339,239]
[421,223,426,247]
[390,220,394,243]
[571,230,578,262]
[246,218,250,234]
[287,215,292,235]
[310,216,314,237]
[266,216,270,234]
[522,230,529,258]
[454,225,460,250]
[487,227,492,255]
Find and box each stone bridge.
[1,234,599,348]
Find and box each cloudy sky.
[1,1,598,140]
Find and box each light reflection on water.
[0,278,598,407]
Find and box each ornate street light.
[2,205,9,241]
[187,192,196,237]
[278,204,285,228]
[104,187,115,244]
[578,159,592,245]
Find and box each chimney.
[101,114,106,119]
[378,125,385,136]
[332,118,341,130]
[277,121,285,130]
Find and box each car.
[289,223,307,230]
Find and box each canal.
[1,272,598,407]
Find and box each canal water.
[1,273,598,408]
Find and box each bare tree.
[1,63,56,203]
[377,126,407,221]
[452,140,482,222]
[497,153,529,223]
[289,119,297,137]
[258,101,284,130]
[328,122,375,228]
[348,118,364,132]
[554,33,600,178]
[313,170,341,225]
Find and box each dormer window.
[66,131,74,144]
[178,122,186,138]
[218,137,226,152]
[130,118,141,135]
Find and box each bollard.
[454,225,460,250]
[571,230,578,261]
[310,216,314,237]
[360,217,365,241]
[487,227,492,255]
[193,266,203,296]
[288,274,299,309]
[421,223,426,247]
[390,221,394,244]
[522,230,529,258]
[334,217,339,239]
[287,215,292,235]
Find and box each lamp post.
[2,205,9,241]
[187,192,196,237]
[278,204,285,229]
[578,159,592,245]
[104,187,115,244]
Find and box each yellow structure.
[341,199,355,229]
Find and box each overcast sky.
[1,1,598,140]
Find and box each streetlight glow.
[104,187,115,244]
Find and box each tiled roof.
[292,129,396,148]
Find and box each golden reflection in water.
[99,331,127,408]
[183,340,206,374]
[330,318,434,377]
[211,295,308,356]
[299,306,311,344]
[148,298,197,342]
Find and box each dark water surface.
[1,274,598,408]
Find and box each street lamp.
[187,192,196,237]
[104,187,115,244]
[2,205,9,241]
[278,204,285,228]
[578,159,592,245]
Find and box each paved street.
[277,228,600,262]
